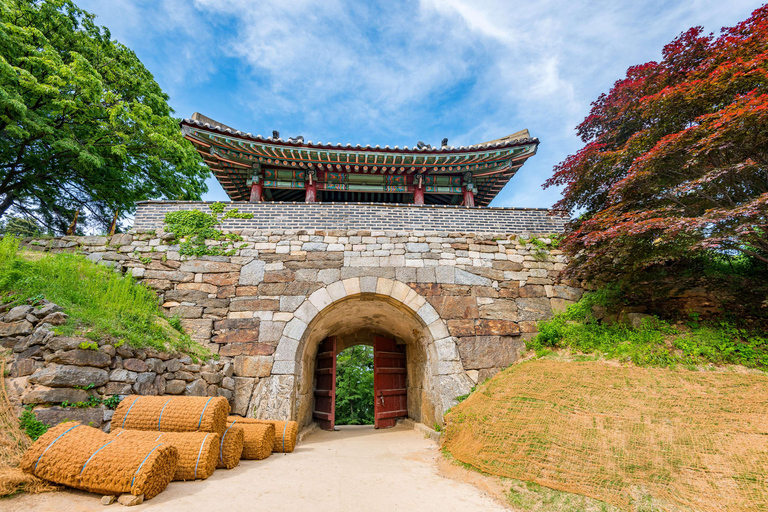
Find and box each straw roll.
[227,417,299,453]
[111,429,219,481]
[112,396,229,436]
[20,422,178,499]
[216,424,244,469]
[226,417,275,460]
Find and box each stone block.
[22,387,90,405]
[454,269,492,286]
[519,285,547,298]
[274,337,300,361]
[233,377,256,416]
[133,372,158,395]
[180,318,213,343]
[219,342,275,357]
[185,379,208,396]
[164,379,186,394]
[48,349,111,368]
[30,365,109,388]
[478,300,518,321]
[233,355,273,378]
[122,358,148,372]
[456,335,524,369]
[258,321,285,343]
[283,317,308,340]
[34,406,103,428]
[308,288,333,311]
[179,260,240,273]
[10,358,37,378]
[517,298,553,321]
[248,375,294,420]
[475,319,520,336]
[204,272,240,286]
[430,296,478,319]
[271,360,296,375]
[229,299,279,312]
[550,298,575,314]
[0,320,34,337]
[5,305,33,322]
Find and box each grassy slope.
[0,236,210,360]
[529,288,768,370]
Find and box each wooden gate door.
[313,337,336,431]
[373,336,407,429]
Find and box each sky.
[78,0,762,208]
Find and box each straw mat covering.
[21,423,177,499]
[443,359,768,512]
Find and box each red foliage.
[549,6,768,281]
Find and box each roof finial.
[416,141,432,150]
[272,130,280,139]
[441,138,448,148]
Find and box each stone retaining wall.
[3,302,233,431]
[7,221,582,429]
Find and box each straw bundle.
[216,424,244,469]
[111,429,219,481]
[113,396,229,436]
[20,423,177,499]
[229,417,299,453]
[226,417,275,459]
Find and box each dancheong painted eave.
[180,113,541,207]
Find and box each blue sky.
[78,0,761,208]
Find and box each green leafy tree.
[0,0,208,234]
[335,345,374,425]
[0,215,45,236]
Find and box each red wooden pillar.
[249,180,263,202]
[462,185,475,207]
[305,170,318,203]
[413,185,425,205]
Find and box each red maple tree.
[548,6,768,282]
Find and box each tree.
[335,345,374,425]
[0,215,45,236]
[547,6,768,283]
[0,0,207,234]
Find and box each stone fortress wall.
[4,202,580,430]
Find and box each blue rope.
[79,439,115,476]
[121,397,139,429]
[194,434,211,479]
[131,444,162,489]
[282,422,288,452]
[220,421,236,465]
[35,424,80,471]
[158,399,172,431]
[197,398,213,430]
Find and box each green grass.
[528,288,768,369]
[0,235,211,360]
[18,406,49,441]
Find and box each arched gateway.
[272,279,468,430]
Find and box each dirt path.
[5,424,508,512]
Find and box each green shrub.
[19,407,49,441]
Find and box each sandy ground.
[5,424,508,512]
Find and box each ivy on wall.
[164,203,253,257]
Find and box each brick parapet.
[133,201,568,234]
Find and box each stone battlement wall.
[133,201,568,233]
[6,224,581,429]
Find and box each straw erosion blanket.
[442,359,768,512]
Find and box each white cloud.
[76,0,762,207]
